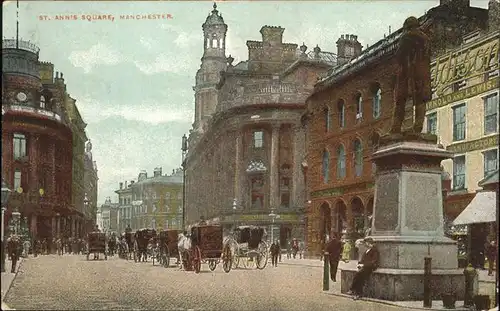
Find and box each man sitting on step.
[348,237,380,300]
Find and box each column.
[291,124,305,208]
[234,130,243,206]
[29,134,39,191]
[269,124,280,209]
[52,217,57,237]
[30,214,37,238]
[49,141,56,194]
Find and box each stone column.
[291,124,305,208]
[269,124,280,209]
[29,134,39,190]
[31,214,37,238]
[49,141,56,194]
[52,217,57,237]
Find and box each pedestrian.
[270,241,280,267]
[286,240,291,259]
[299,240,305,259]
[33,239,40,257]
[326,233,344,282]
[7,233,21,273]
[486,240,497,276]
[56,237,63,256]
[348,237,379,300]
[277,240,282,262]
[22,239,31,258]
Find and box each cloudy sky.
[2,0,489,205]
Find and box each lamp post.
[181,134,188,230]
[83,193,89,236]
[232,198,237,229]
[269,210,280,245]
[1,179,12,272]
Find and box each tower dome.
[203,3,225,27]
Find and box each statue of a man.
[390,16,432,134]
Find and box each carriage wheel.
[193,246,202,274]
[86,252,90,261]
[163,246,170,268]
[222,243,232,273]
[255,241,269,270]
[208,260,217,271]
[230,241,239,269]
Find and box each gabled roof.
[478,169,499,187]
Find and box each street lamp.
[83,193,89,235]
[181,134,188,230]
[268,210,280,245]
[1,179,12,272]
[232,198,238,229]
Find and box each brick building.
[183,4,342,246]
[303,0,490,257]
[2,39,73,240]
[115,167,183,232]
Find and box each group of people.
[269,239,306,267]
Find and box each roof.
[203,3,225,27]
[133,172,183,186]
[452,191,497,225]
[478,169,498,187]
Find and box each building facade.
[425,29,499,221]
[2,39,73,240]
[115,167,183,232]
[84,140,99,233]
[184,4,341,246]
[304,0,490,257]
[99,197,118,232]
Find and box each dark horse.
[134,229,156,262]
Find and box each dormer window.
[40,95,46,109]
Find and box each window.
[251,177,264,208]
[280,193,290,208]
[177,192,182,200]
[322,150,330,183]
[13,133,27,160]
[355,94,363,121]
[337,145,346,179]
[178,205,182,213]
[452,104,466,141]
[253,130,263,148]
[165,192,171,200]
[427,112,437,135]
[484,93,498,134]
[324,107,331,132]
[40,95,46,109]
[338,101,345,128]
[14,169,21,190]
[484,149,498,178]
[353,139,363,177]
[151,218,156,229]
[152,203,157,212]
[373,88,381,119]
[452,155,466,190]
[281,177,290,187]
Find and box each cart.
[155,229,180,267]
[86,232,108,260]
[185,225,232,273]
[134,228,156,262]
[225,225,268,269]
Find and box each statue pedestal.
[341,135,465,300]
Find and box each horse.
[177,232,192,270]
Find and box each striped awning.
[453,191,497,225]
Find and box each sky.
[2,0,489,206]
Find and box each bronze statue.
[390,16,432,134]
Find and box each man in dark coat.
[270,241,280,267]
[326,233,344,282]
[390,16,432,134]
[348,237,380,299]
[7,233,21,273]
[486,240,497,276]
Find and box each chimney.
[153,167,162,177]
[130,180,135,186]
[336,33,363,66]
[119,182,123,190]
[260,25,285,46]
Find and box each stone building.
[99,197,118,232]
[303,0,490,257]
[2,39,73,240]
[83,140,99,233]
[115,167,183,232]
[426,28,499,223]
[184,3,338,246]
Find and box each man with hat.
[6,233,21,273]
[348,236,380,299]
[326,232,344,282]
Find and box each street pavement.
[3,254,430,311]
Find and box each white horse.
[177,232,192,270]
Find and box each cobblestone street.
[3,255,428,311]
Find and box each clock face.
[16,92,27,102]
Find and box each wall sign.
[311,182,375,199]
[446,135,498,154]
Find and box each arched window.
[353,139,363,177]
[40,95,46,109]
[324,107,331,132]
[322,150,330,183]
[337,145,346,179]
[14,169,22,190]
[355,93,363,122]
[337,100,345,128]
[373,87,382,119]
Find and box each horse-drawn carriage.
[86,232,108,260]
[134,228,156,262]
[225,225,268,269]
[153,229,180,267]
[178,225,232,273]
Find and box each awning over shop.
[453,191,497,225]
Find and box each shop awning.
[453,191,497,225]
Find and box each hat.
[364,237,374,243]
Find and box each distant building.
[115,167,184,232]
[83,140,99,232]
[100,197,118,232]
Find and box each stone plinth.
[341,135,465,301]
